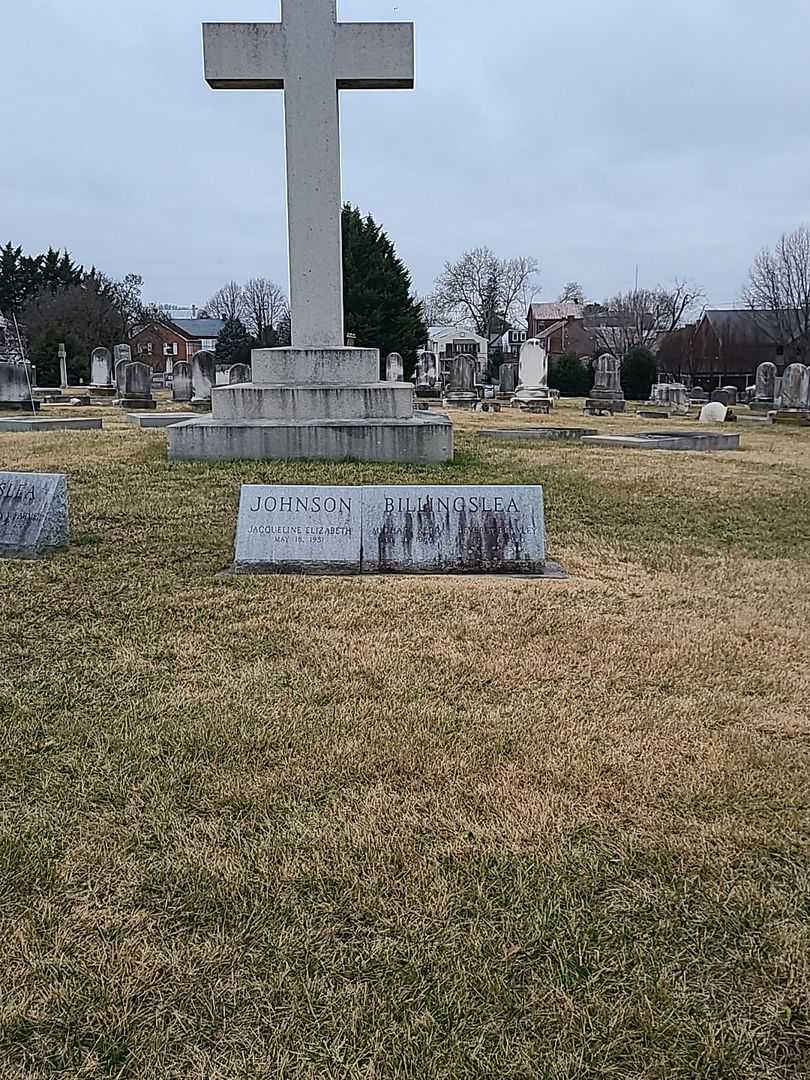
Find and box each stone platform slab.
[479,427,596,441]
[251,347,379,386]
[0,417,103,433]
[583,431,740,452]
[212,382,414,421]
[126,412,200,428]
[168,413,453,464]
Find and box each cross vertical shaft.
[282,0,343,348]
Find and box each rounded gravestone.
[447,353,477,393]
[191,350,215,403]
[779,363,808,409]
[172,361,192,402]
[755,362,777,402]
[228,363,252,385]
[90,347,113,387]
[385,352,404,382]
[592,353,622,396]
[699,401,728,424]
[123,361,152,399]
[518,339,548,390]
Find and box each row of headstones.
[89,346,251,405]
[398,352,810,409]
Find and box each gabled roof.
[529,302,583,322]
[427,325,486,342]
[171,318,226,339]
[704,309,783,345]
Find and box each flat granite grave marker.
[0,471,69,559]
[234,485,361,574]
[362,485,545,574]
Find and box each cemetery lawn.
[1,401,809,1079]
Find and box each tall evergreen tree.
[621,347,658,401]
[215,317,252,368]
[342,205,426,378]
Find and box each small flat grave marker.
[234,485,361,574]
[0,471,69,559]
[362,485,545,574]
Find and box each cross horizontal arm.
[336,23,414,89]
[203,23,285,89]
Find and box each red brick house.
[131,318,225,373]
[527,301,584,339]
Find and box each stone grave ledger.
[234,485,361,574]
[233,484,546,574]
[363,486,545,573]
[0,471,69,559]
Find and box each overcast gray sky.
[2,0,809,311]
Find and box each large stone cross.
[203,1,414,351]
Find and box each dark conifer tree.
[215,317,252,367]
[342,204,426,378]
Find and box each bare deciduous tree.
[204,281,245,322]
[558,281,585,305]
[593,281,703,359]
[431,247,540,337]
[243,277,289,345]
[744,225,810,361]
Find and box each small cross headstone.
[58,343,68,389]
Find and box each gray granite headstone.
[779,364,808,409]
[499,361,518,395]
[191,350,215,403]
[172,361,192,402]
[234,485,361,574]
[123,361,152,399]
[362,485,545,574]
[755,362,777,402]
[0,362,33,405]
[448,354,477,392]
[0,471,69,559]
[90,347,113,387]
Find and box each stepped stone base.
[168,347,454,464]
[168,413,453,464]
[117,397,156,410]
[213,382,414,421]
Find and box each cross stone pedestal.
[168,347,453,463]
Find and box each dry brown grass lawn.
[0,400,808,1078]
